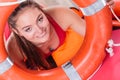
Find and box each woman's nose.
[35,25,43,34]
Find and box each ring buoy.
[0,0,112,80]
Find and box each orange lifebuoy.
[0,0,112,80]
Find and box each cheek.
[22,33,34,41]
[42,17,50,27]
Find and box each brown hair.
[8,0,57,70]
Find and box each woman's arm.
[45,6,86,36]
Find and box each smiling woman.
[6,0,85,70]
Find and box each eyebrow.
[22,25,31,30]
[21,13,42,30]
[36,13,42,23]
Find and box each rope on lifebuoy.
[106,39,120,57]
[110,6,120,22]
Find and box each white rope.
[109,5,120,22]
[0,0,26,6]
[105,2,120,57]
[106,39,120,57]
[108,39,120,47]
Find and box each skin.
[14,8,59,54]
[15,8,51,45]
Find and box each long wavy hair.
[8,0,57,70]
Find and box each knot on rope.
[106,39,120,57]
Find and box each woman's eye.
[25,27,32,32]
[38,16,43,22]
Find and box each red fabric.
[4,23,11,40]
[48,15,66,46]
[44,15,66,58]
[90,29,120,80]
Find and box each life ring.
[0,0,112,80]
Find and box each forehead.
[18,7,42,19]
[16,8,43,27]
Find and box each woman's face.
[15,8,51,47]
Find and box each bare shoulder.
[44,5,77,20]
[44,6,79,29]
[44,6,86,36]
[44,5,72,15]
